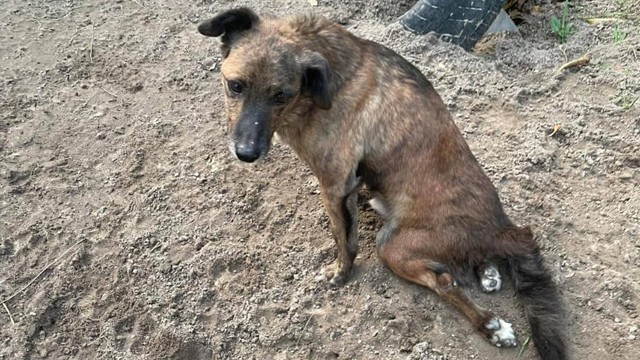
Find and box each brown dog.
[198,8,567,359]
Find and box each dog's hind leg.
[377,229,517,348]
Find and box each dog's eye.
[227,80,244,94]
[274,91,287,105]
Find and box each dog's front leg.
[319,183,359,286]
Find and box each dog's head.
[198,8,333,163]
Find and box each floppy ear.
[198,8,259,56]
[301,52,333,110]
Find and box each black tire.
[399,0,505,50]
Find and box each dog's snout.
[235,144,261,163]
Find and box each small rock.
[96,132,106,140]
[412,341,429,353]
[201,58,215,68]
[606,283,616,290]
[127,82,144,93]
[619,172,633,180]
[90,112,104,120]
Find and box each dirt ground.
[1,0,639,359]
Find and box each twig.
[555,54,590,74]
[2,303,15,325]
[0,238,87,305]
[559,45,568,64]
[87,328,108,347]
[517,336,531,359]
[99,86,119,98]
[80,90,97,109]
[149,242,163,253]
[296,315,313,346]
[89,23,95,63]
[51,5,91,20]
[171,91,213,103]
[191,91,212,100]
[68,28,80,46]
[33,16,43,32]
[32,16,53,34]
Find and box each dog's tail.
[500,227,568,360]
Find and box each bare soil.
[1,1,639,359]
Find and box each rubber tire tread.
[399,0,505,50]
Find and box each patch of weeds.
[613,94,638,111]
[612,25,627,43]
[550,0,573,43]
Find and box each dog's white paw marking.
[485,318,517,348]
[480,264,502,293]
[315,266,330,281]
[316,263,348,286]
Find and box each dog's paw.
[317,262,350,287]
[485,318,517,348]
[479,263,502,293]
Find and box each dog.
[198,8,567,360]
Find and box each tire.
[399,0,505,50]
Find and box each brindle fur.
[198,8,568,360]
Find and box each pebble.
[619,172,633,180]
[96,132,106,140]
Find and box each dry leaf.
[556,54,590,74]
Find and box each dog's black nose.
[235,145,260,163]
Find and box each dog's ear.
[198,8,259,56]
[301,52,333,110]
